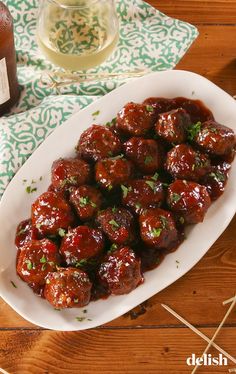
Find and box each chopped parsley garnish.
[46,279,51,284]
[92,110,100,117]
[108,243,118,254]
[160,215,168,229]
[146,105,154,112]
[176,260,180,268]
[135,203,142,210]
[58,228,66,237]
[17,226,28,236]
[187,121,202,141]
[10,280,17,288]
[75,259,88,268]
[112,206,117,213]
[109,219,120,229]
[26,186,37,194]
[90,201,97,208]
[106,118,116,127]
[151,172,159,181]
[171,193,181,203]
[61,176,77,188]
[108,185,113,191]
[145,180,156,191]
[25,259,33,271]
[209,171,225,182]
[79,196,89,207]
[121,184,132,198]
[179,217,185,225]
[76,316,86,322]
[151,228,162,237]
[74,298,79,303]
[110,153,124,160]
[40,255,47,264]
[144,155,153,165]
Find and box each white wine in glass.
[37,0,119,71]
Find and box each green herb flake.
[87,318,92,321]
[39,176,43,181]
[58,228,66,237]
[209,171,225,182]
[146,105,154,112]
[79,196,89,207]
[41,264,47,271]
[46,279,51,284]
[187,121,202,141]
[151,228,162,237]
[40,255,47,264]
[109,219,120,228]
[92,110,100,117]
[151,172,159,181]
[171,193,181,204]
[26,186,37,194]
[135,203,142,210]
[90,201,97,208]
[160,215,168,229]
[145,180,156,191]
[74,298,79,304]
[108,185,113,191]
[75,259,88,268]
[121,184,132,198]
[106,117,116,127]
[25,259,33,271]
[54,308,61,311]
[112,206,117,213]
[10,280,17,288]
[76,316,86,322]
[17,227,27,236]
[83,309,87,314]
[108,243,118,254]
[144,155,153,165]
[22,179,27,184]
[176,260,180,268]
[179,217,185,225]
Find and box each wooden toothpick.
[161,304,236,365]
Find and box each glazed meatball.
[124,137,164,174]
[60,226,104,266]
[116,102,156,136]
[167,180,211,224]
[201,164,229,201]
[44,268,92,309]
[31,191,74,237]
[98,247,142,295]
[51,158,90,191]
[139,208,178,249]
[70,185,102,221]
[121,178,164,214]
[156,108,191,144]
[193,120,235,156]
[166,144,210,182]
[16,239,59,291]
[97,207,136,245]
[95,157,133,190]
[76,125,122,162]
[15,219,37,250]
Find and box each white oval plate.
[0,70,235,331]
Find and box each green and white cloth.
[0,0,198,198]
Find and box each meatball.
[98,247,142,295]
[44,268,92,309]
[116,102,156,136]
[143,97,174,115]
[121,177,164,214]
[201,165,229,201]
[97,207,136,245]
[69,185,102,221]
[167,180,211,224]
[76,125,122,162]
[155,108,191,144]
[95,157,133,191]
[193,120,235,156]
[31,191,74,237]
[16,239,59,291]
[124,137,164,174]
[166,144,210,182]
[51,158,90,191]
[139,208,178,249]
[60,226,104,266]
[15,219,37,250]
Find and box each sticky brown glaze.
[31,191,75,237]
[116,102,156,136]
[51,158,91,192]
[16,239,60,293]
[97,207,136,245]
[15,219,38,250]
[193,120,236,156]
[69,185,103,221]
[156,108,191,144]
[166,144,211,182]
[98,247,143,295]
[95,157,133,191]
[121,177,165,214]
[44,268,92,309]
[76,124,122,162]
[124,137,164,174]
[167,180,211,224]
[139,208,178,249]
[201,163,230,201]
[60,226,104,266]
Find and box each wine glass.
[36,0,119,71]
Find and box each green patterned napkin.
[0,0,198,198]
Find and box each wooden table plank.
[0,328,236,373]
[146,0,236,24]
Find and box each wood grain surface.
[1,2,236,373]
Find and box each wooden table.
[1,1,236,373]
